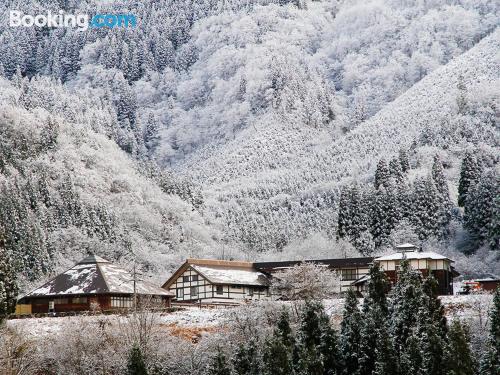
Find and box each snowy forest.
[0,1,499,373]
[0,0,498,298]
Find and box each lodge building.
[162,244,459,303]
[16,255,173,315]
[161,258,271,303]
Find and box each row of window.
[111,296,134,308]
[176,285,267,299]
[53,297,88,305]
[182,274,199,283]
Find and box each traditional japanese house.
[365,246,459,295]
[17,255,173,314]
[161,259,271,303]
[254,257,374,293]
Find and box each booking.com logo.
[9,10,137,31]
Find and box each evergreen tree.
[339,289,361,375]
[411,176,441,240]
[233,339,261,375]
[389,157,405,182]
[127,345,148,375]
[464,170,499,248]
[374,159,390,190]
[431,155,452,230]
[0,234,18,324]
[445,320,476,375]
[208,346,231,375]
[263,309,294,375]
[359,264,390,375]
[479,287,500,375]
[458,151,481,207]
[144,113,160,157]
[389,259,423,364]
[399,148,410,173]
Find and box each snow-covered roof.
[375,251,452,262]
[191,265,269,287]
[395,243,418,250]
[25,256,173,297]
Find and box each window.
[216,285,224,295]
[233,285,242,289]
[54,298,68,304]
[176,288,184,299]
[111,296,133,308]
[342,269,357,281]
[182,276,190,283]
[192,274,199,282]
[190,286,198,297]
[72,297,87,304]
[248,288,254,296]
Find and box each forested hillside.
[0,0,498,288]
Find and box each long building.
[17,255,173,314]
[163,244,459,303]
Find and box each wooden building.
[368,248,459,295]
[162,259,271,303]
[17,255,173,314]
[254,257,374,293]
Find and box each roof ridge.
[187,258,254,268]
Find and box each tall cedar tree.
[464,170,498,248]
[458,151,481,207]
[479,287,500,374]
[339,289,362,375]
[359,264,390,375]
[374,159,390,190]
[233,339,261,375]
[445,320,476,375]
[127,345,148,375]
[263,309,295,375]
[0,235,18,323]
[295,301,340,375]
[399,148,410,173]
[208,346,231,375]
[431,155,452,229]
[389,259,423,365]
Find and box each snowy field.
[8,294,493,340]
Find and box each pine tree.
[0,234,18,324]
[339,289,361,375]
[233,339,261,375]
[445,320,476,375]
[144,113,160,157]
[458,151,481,207]
[479,287,500,375]
[263,309,294,375]
[431,155,452,230]
[389,157,404,182]
[359,264,390,375]
[399,148,410,173]
[127,345,148,375]
[208,346,231,375]
[464,170,498,248]
[374,159,390,190]
[389,259,423,363]
[411,176,441,240]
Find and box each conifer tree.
[399,148,410,173]
[233,339,261,375]
[479,287,500,375]
[339,289,361,375]
[127,345,148,375]
[431,155,452,230]
[0,234,18,324]
[374,159,390,190]
[458,151,481,207]
[464,170,498,248]
[389,259,423,363]
[411,177,441,240]
[445,320,476,375]
[359,264,389,375]
[263,309,294,375]
[208,346,231,375]
[389,157,404,182]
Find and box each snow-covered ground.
[8,293,493,340]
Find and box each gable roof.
[162,258,268,289]
[254,257,374,273]
[24,256,173,298]
[375,251,452,262]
